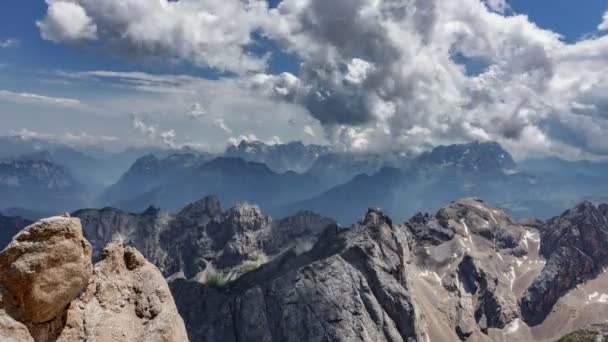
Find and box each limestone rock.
[0,216,92,323]
[57,242,189,342]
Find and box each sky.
[1,0,608,160]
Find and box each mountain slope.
[284,141,536,223]
[225,140,331,173]
[166,198,608,341]
[103,156,324,212]
[0,158,85,213]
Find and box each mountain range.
[3,196,605,341]
[4,135,608,226]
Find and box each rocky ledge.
[0,216,189,342]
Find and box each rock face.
[0,217,93,324]
[58,243,189,342]
[171,208,418,342]
[167,198,608,342]
[0,216,189,342]
[520,201,608,325]
[74,196,335,279]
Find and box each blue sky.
[1,0,608,159]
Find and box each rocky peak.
[225,139,331,173]
[521,201,608,325]
[541,201,608,260]
[224,202,271,232]
[0,217,189,341]
[361,207,392,227]
[408,198,529,253]
[0,216,93,325]
[178,195,222,219]
[416,141,516,173]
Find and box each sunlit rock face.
[0,216,189,342]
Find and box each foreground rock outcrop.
[0,216,188,341]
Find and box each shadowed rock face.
[74,196,336,279]
[0,216,189,342]
[520,201,608,326]
[164,198,608,342]
[171,208,418,342]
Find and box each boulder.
[0,216,92,323]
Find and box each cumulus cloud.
[227,134,281,146]
[38,1,97,42]
[39,0,608,160]
[0,38,19,48]
[37,0,271,73]
[599,11,608,31]
[131,114,157,138]
[0,89,81,107]
[252,0,608,160]
[160,129,177,148]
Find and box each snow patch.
[508,266,516,291]
[504,319,521,334]
[489,211,499,225]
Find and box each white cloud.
[38,0,271,74]
[160,129,177,148]
[304,126,315,137]
[0,89,81,107]
[131,114,157,139]
[10,128,118,146]
[255,0,608,160]
[0,38,19,48]
[213,118,233,134]
[187,102,207,119]
[38,1,97,42]
[599,11,608,31]
[344,58,375,84]
[40,1,608,160]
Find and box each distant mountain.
[0,158,86,213]
[305,152,388,187]
[0,135,191,190]
[225,140,331,173]
[283,141,542,223]
[101,152,212,205]
[282,167,405,223]
[415,140,516,173]
[102,156,324,212]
